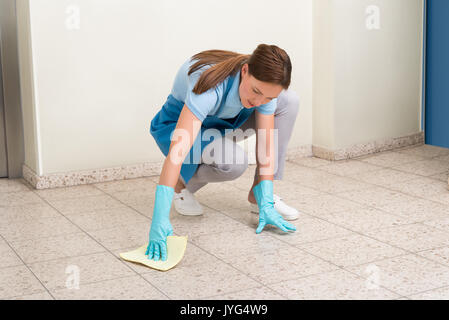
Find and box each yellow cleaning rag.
[119,236,188,271]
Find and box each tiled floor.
[1,143,449,300]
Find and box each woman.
[147,44,300,261]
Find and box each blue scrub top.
[170,58,277,121]
[150,57,277,184]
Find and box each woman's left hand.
[253,179,296,234]
[256,205,296,234]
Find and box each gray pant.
[182,89,300,193]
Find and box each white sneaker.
[250,194,300,221]
[173,188,203,216]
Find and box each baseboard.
[22,161,163,190]
[312,131,424,161]
[22,131,425,190]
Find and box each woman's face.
[239,63,283,109]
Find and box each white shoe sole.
[173,189,203,216]
[250,204,299,221]
[174,205,203,216]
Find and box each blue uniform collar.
[225,70,245,109]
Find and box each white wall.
[17,0,312,176]
[313,0,424,150]
[313,0,336,149]
[17,0,424,178]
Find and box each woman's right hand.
[146,217,173,261]
[145,184,175,261]
[147,104,201,261]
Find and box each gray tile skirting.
[22,131,425,190]
[22,162,163,190]
[312,131,425,161]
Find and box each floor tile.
[191,228,288,262]
[435,154,449,162]
[375,198,449,222]
[65,206,149,232]
[28,252,135,291]
[320,207,412,233]
[0,204,61,223]
[48,194,126,215]
[355,151,426,167]
[287,194,364,217]
[0,191,46,207]
[193,182,243,197]
[146,176,160,184]
[51,275,167,300]
[281,166,335,186]
[282,160,310,172]
[34,185,104,201]
[88,222,150,252]
[203,286,285,300]
[226,176,257,191]
[7,291,54,300]
[142,260,260,299]
[127,203,157,217]
[225,168,258,190]
[170,209,248,238]
[397,144,449,159]
[130,202,186,219]
[345,254,449,296]
[9,232,106,264]
[350,168,422,187]
[429,171,449,182]
[297,234,406,267]
[416,246,449,267]
[108,188,156,207]
[177,242,221,267]
[316,159,383,177]
[391,159,449,177]
[422,216,449,234]
[0,239,23,268]
[387,177,449,198]
[288,157,332,168]
[0,265,47,299]
[271,180,322,201]
[292,174,374,194]
[269,216,355,245]
[218,208,260,228]
[408,286,449,300]
[364,223,449,252]
[268,269,399,300]
[226,246,339,285]
[197,190,253,211]
[3,145,449,299]
[0,216,80,243]
[426,191,449,206]
[0,178,32,193]
[93,177,157,194]
[334,186,417,209]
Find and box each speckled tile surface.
[1,143,449,299]
[345,254,449,297]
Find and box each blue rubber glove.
[253,180,297,234]
[145,184,174,261]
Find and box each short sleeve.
[184,71,219,122]
[256,98,277,115]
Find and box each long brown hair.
[188,44,292,95]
